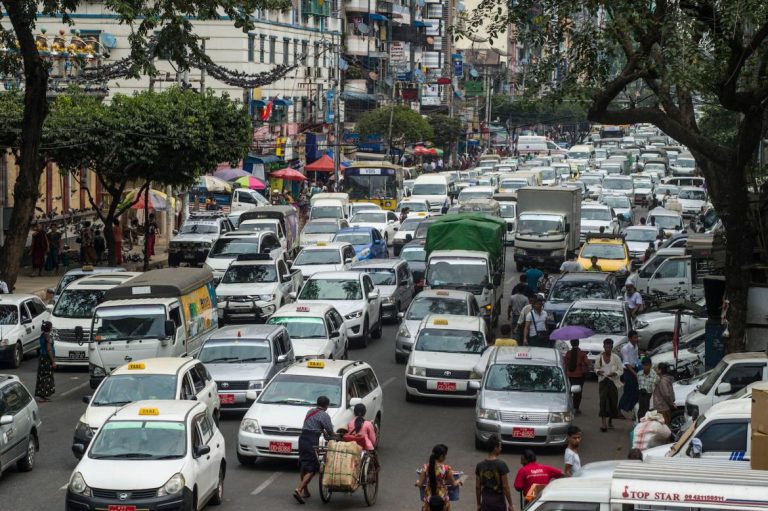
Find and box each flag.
[672,309,681,364]
[260,99,273,122]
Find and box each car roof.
[0,374,21,388]
[112,399,203,422]
[402,239,427,250]
[62,266,127,276]
[283,358,369,377]
[352,210,388,216]
[300,242,351,250]
[308,271,362,280]
[63,273,142,290]
[415,289,472,300]
[704,398,751,417]
[337,226,377,233]
[492,346,562,364]
[538,476,611,502]
[554,272,614,283]
[571,299,624,310]
[625,226,659,232]
[220,231,265,238]
[350,259,404,269]
[208,324,283,341]
[273,302,337,316]
[0,294,41,304]
[581,202,610,209]
[421,313,483,330]
[111,357,195,376]
[307,219,344,224]
[461,186,495,192]
[583,236,625,246]
[679,186,705,192]
[722,351,768,361]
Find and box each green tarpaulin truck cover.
[425,213,506,265]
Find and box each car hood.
[300,233,336,246]
[673,380,701,405]
[206,362,273,382]
[400,319,422,337]
[582,220,612,230]
[678,199,705,209]
[642,443,673,459]
[205,257,233,273]
[637,310,676,323]
[171,234,214,244]
[480,389,568,413]
[412,195,447,205]
[82,406,120,430]
[216,282,277,296]
[544,302,570,317]
[634,187,652,194]
[377,285,397,298]
[291,338,332,358]
[613,207,632,216]
[0,324,22,338]
[394,230,416,241]
[626,240,650,254]
[245,403,345,427]
[296,299,361,316]
[579,334,628,354]
[79,459,185,490]
[410,351,482,370]
[350,222,386,232]
[292,263,345,279]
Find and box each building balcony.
[345,35,377,56]
[345,0,373,13]
[302,0,330,17]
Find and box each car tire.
[209,467,224,506]
[357,319,369,349]
[475,436,485,451]
[17,434,36,472]
[649,333,672,350]
[237,452,257,465]
[393,245,401,256]
[395,353,407,364]
[10,342,22,369]
[371,311,383,339]
[405,390,416,403]
[387,303,400,324]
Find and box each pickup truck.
[216,253,303,323]
[168,213,234,267]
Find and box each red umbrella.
[271,167,307,181]
[304,154,336,172]
[413,145,429,156]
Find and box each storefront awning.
[413,20,431,27]
[273,98,293,106]
[369,13,388,21]
[341,91,379,102]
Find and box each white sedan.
[349,210,400,246]
[676,187,708,218]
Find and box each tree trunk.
[0,0,50,289]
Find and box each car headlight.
[469,370,481,380]
[397,325,411,338]
[345,310,363,320]
[0,338,8,346]
[408,366,426,376]
[157,473,186,497]
[248,380,265,390]
[478,408,499,421]
[75,420,94,440]
[635,320,649,329]
[240,418,260,434]
[549,412,572,423]
[259,294,276,301]
[69,472,91,496]
[383,296,396,305]
[217,295,231,302]
[359,248,371,259]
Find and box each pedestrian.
[525,267,544,295]
[0,277,8,293]
[112,219,123,265]
[515,294,537,339]
[564,339,590,414]
[559,251,582,273]
[513,449,562,503]
[475,434,514,511]
[523,295,548,347]
[416,444,460,511]
[35,320,56,402]
[94,228,106,263]
[637,356,659,419]
[563,426,582,476]
[294,395,335,503]
[538,272,553,294]
[81,221,96,264]
[619,330,640,420]
[652,362,677,427]
[45,223,62,274]
[147,213,158,258]
[31,223,49,276]
[639,217,647,226]
[345,403,377,451]
[624,282,644,319]
[586,255,602,271]
[595,338,623,432]
[511,274,533,298]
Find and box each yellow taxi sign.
[435,290,449,296]
[316,241,327,246]
[127,362,146,370]
[307,360,325,369]
[138,407,159,416]
[433,318,449,325]
[81,265,94,271]
[416,212,427,217]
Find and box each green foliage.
[697,106,739,148]
[427,113,463,149]
[356,106,433,146]
[491,95,587,127]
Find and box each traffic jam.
[3,123,768,511]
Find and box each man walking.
[513,450,562,504]
[619,330,640,420]
[294,396,335,503]
[637,356,659,419]
[475,434,514,511]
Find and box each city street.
[0,248,637,511]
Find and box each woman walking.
[416,444,460,511]
[35,321,56,402]
[594,338,623,432]
[112,219,123,265]
[45,223,62,274]
[147,214,159,257]
[30,224,49,276]
[475,434,513,511]
[564,339,590,415]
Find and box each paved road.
[0,246,636,511]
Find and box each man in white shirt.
[624,282,644,318]
[619,330,640,420]
[559,251,582,273]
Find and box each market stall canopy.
[214,167,249,181]
[191,175,233,194]
[304,154,336,172]
[271,167,307,181]
[119,188,176,211]
[233,175,267,190]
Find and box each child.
[563,425,582,476]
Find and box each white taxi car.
[0,294,50,368]
[67,400,225,511]
[392,212,430,256]
[348,210,401,246]
[73,358,220,458]
[267,303,348,360]
[405,315,489,401]
[237,359,383,464]
[291,242,357,280]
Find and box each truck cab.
[231,188,269,213]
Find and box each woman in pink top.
[346,403,377,450]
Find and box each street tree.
[0,0,290,288]
[356,106,433,153]
[427,113,463,160]
[491,96,589,146]
[466,0,768,351]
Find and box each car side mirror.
[397,311,405,320]
[468,381,481,390]
[276,354,289,363]
[164,320,176,338]
[286,260,293,268]
[245,390,259,401]
[715,382,732,396]
[72,443,85,456]
[349,397,363,408]
[368,289,380,300]
[0,415,13,426]
[570,384,582,394]
[194,444,211,458]
[82,395,92,404]
[173,229,179,235]
[288,291,297,300]
[330,330,341,338]
[281,274,292,282]
[46,304,54,313]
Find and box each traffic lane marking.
[59,380,90,398]
[251,471,283,495]
[381,376,397,389]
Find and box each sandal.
[293,490,306,505]
[600,427,607,433]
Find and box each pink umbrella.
[271,167,307,181]
[233,175,267,190]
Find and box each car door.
[361,368,382,424]
[329,308,347,359]
[323,312,340,358]
[371,230,386,258]
[275,330,294,367]
[18,302,35,349]
[398,265,414,309]
[692,419,749,460]
[276,259,292,300]
[190,362,218,416]
[648,257,689,296]
[190,413,218,500]
[0,382,33,466]
[386,211,399,240]
[362,275,380,326]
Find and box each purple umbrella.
[549,325,595,340]
[214,167,249,181]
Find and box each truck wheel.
[516,262,524,272]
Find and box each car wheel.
[405,390,416,403]
[11,342,22,369]
[237,452,257,465]
[387,302,400,324]
[669,410,687,435]
[357,318,369,349]
[17,434,37,472]
[395,353,407,364]
[649,333,672,350]
[371,311,383,339]
[209,467,224,505]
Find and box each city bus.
[342,161,404,211]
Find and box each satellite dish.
[358,23,370,34]
[338,56,349,70]
[101,33,117,49]
[469,67,479,78]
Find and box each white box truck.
[514,186,581,272]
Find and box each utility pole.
[332,39,342,191]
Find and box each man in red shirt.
[513,450,563,498]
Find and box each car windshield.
[0,305,18,325]
[239,222,276,233]
[258,374,341,407]
[517,215,564,235]
[407,297,467,320]
[650,214,681,229]
[399,202,429,213]
[563,307,626,334]
[603,179,632,190]
[400,218,424,231]
[351,212,386,224]
[679,189,706,200]
[53,289,106,319]
[485,364,566,392]
[401,247,426,262]
[540,169,556,180]
[632,179,652,188]
[294,249,342,265]
[334,232,372,245]
[549,281,612,304]
[499,180,527,191]
[94,305,168,342]
[459,190,493,201]
[268,316,327,339]
[55,273,86,295]
[351,205,380,215]
[625,229,658,242]
[569,151,591,159]
[581,243,626,260]
[199,341,272,363]
[657,186,679,195]
[222,264,277,283]
[677,159,695,168]
[89,420,186,460]
[299,278,362,300]
[601,196,630,208]
[412,183,447,196]
[311,206,343,219]
[697,359,728,395]
[180,223,218,234]
[353,268,395,285]
[92,374,177,406]
[415,327,485,354]
[304,222,340,235]
[210,238,260,258]
[582,209,612,221]
[499,204,516,218]
[427,258,489,289]
[582,176,602,185]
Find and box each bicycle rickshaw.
[315,439,379,506]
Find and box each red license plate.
[436,381,457,391]
[108,506,136,511]
[512,427,536,439]
[269,441,292,454]
[220,394,235,404]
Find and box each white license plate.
[69,351,87,360]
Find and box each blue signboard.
[453,60,463,77]
[325,89,335,124]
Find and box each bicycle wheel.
[362,455,378,506]
[318,467,332,503]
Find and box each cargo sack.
[322,440,362,491]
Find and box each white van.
[231,188,269,213]
[567,144,595,161]
[517,136,564,155]
[411,174,451,214]
[50,272,141,367]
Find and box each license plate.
[68,351,86,360]
[269,441,292,454]
[436,381,457,392]
[512,427,535,439]
[220,394,235,404]
[108,506,136,511]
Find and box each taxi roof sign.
[433,318,449,325]
[435,290,449,296]
[127,362,146,370]
[514,351,532,359]
[316,242,327,246]
[307,360,325,369]
[81,265,94,271]
[138,407,159,416]
[296,306,310,312]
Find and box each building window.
[248,34,255,62]
[283,38,290,65]
[301,40,308,64]
[260,35,266,63]
[269,36,276,63]
[294,39,299,65]
[314,42,321,68]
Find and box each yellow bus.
[342,161,404,211]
